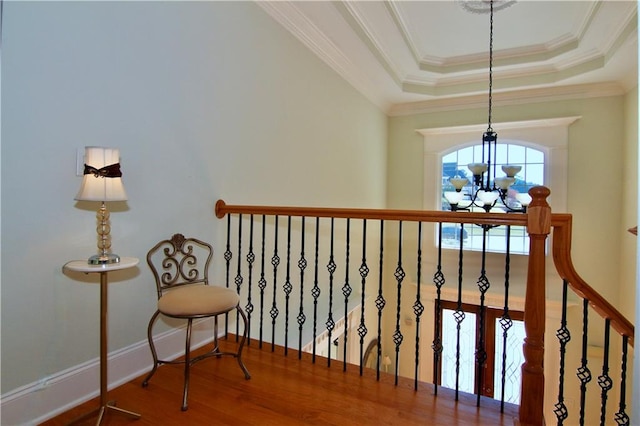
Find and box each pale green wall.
[1,1,387,394]
[622,87,638,321]
[388,95,635,310]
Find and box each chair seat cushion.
[158,285,240,317]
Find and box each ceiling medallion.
[457,0,516,14]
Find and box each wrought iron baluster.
[432,222,445,395]
[258,215,267,349]
[499,225,513,412]
[342,218,352,371]
[270,216,280,352]
[554,280,571,424]
[393,221,405,385]
[598,318,612,426]
[311,217,321,363]
[234,214,243,341]
[224,214,233,338]
[245,215,255,345]
[454,223,466,401]
[297,216,307,359]
[375,220,386,380]
[413,222,424,391]
[476,224,491,406]
[283,216,292,355]
[357,219,369,376]
[577,298,591,426]
[614,335,630,426]
[326,218,336,368]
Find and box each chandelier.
[445,0,531,213]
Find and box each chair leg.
[213,315,219,351]
[181,318,193,411]
[236,306,251,380]
[142,310,161,387]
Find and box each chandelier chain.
[487,0,494,132]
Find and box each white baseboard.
[1,318,216,426]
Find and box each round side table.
[63,257,141,425]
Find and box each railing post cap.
[528,186,551,208]
[215,199,226,219]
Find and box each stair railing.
[215,186,634,426]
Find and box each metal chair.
[142,233,250,411]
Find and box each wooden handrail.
[551,212,635,347]
[215,199,528,227]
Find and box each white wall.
[0,1,387,421]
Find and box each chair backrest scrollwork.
[147,233,213,299]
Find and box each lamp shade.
[494,176,515,190]
[468,163,488,176]
[477,190,499,205]
[75,146,127,202]
[449,177,469,191]
[444,191,465,205]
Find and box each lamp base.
[88,253,121,265]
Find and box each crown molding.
[255,1,391,112]
[416,116,582,136]
[256,1,636,117]
[388,81,628,117]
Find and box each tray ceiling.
[257,1,638,115]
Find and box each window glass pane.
[443,151,457,163]
[508,228,528,253]
[507,144,526,163]
[526,147,545,163]
[495,144,508,164]
[494,228,510,252]
[459,146,475,165]
[493,319,525,404]
[473,144,484,162]
[524,163,544,185]
[441,309,476,394]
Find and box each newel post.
[519,186,551,426]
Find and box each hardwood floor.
[41,338,519,425]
